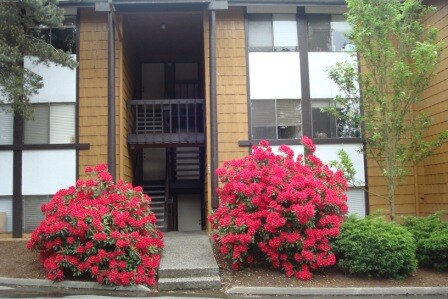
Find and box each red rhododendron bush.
[209,137,348,280]
[27,164,164,287]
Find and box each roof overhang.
[58,0,345,9]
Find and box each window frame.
[307,14,353,53]
[247,13,299,52]
[250,98,302,140]
[23,102,76,145]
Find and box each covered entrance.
[121,11,206,231]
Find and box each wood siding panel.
[79,9,129,180]
[216,8,249,166]
[203,8,249,229]
[416,0,448,215]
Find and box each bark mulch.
[1,239,447,292]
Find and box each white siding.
[24,55,77,103]
[0,151,13,196]
[314,143,365,186]
[308,52,357,99]
[249,52,301,99]
[22,150,76,195]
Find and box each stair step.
[158,267,220,279]
[157,276,221,291]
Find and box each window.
[251,99,301,139]
[312,100,360,138]
[248,14,298,52]
[37,16,76,54]
[23,195,51,232]
[308,15,352,52]
[24,103,75,144]
[0,106,13,145]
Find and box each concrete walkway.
[158,231,221,290]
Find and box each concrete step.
[158,232,221,291]
[157,276,221,291]
[158,266,219,279]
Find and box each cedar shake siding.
[203,7,249,223]
[78,9,131,180]
[417,0,448,216]
[366,0,448,217]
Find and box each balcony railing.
[127,99,204,145]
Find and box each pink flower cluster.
[27,164,164,287]
[209,137,348,280]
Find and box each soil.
[1,239,447,292]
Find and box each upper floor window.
[312,100,360,138]
[251,99,302,140]
[308,15,352,52]
[248,14,298,52]
[37,16,76,54]
[24,103,75,144]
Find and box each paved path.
[158,231,221,290]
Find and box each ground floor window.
[251,99,302,140]
[23,195,51,232]
[24,103,75,144]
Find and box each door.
[142,63,165,99]
[177,194,201,231]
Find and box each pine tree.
[0,0,77,118]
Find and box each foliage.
[402,212,448,270]
[327,0,448,221]
[329,149,357,186]
[333,215,417,279]
[209,137,348,280]
[27,165,164,287]
[0,0,77,117]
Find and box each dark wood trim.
[75,8,81,179]
[297,7,312,138]
[0,143,90,151]
[107,8,116,180]
[238,138,362,147]
[209,10,219,210]
[12,114,23,238]
[243,7,252,154]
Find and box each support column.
[209,10,219,209]
[107,1,116,180]
[12,114,23,238]
[297,7,312,138]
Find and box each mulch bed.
[1,239,447,292]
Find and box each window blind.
[273,14,298,51]
[277,99,300,127]
[0,108,13,145]
[50,104,75,144]
[24,105,49,144]
[248,14,273,51]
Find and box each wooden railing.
[128,99,204,145]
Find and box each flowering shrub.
[27,165,164,287]
[209,137,348,280]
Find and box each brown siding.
[216,8,249,166]
[417,0,448,215]
[203,8,249,228]
[366,0,448,217]
[78,9,108,176]
[78,9,131,181]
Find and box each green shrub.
[333,215,417,279]
[402,212,448,270]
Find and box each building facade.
[0,0,446,236]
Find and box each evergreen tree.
[0,0,77,118]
